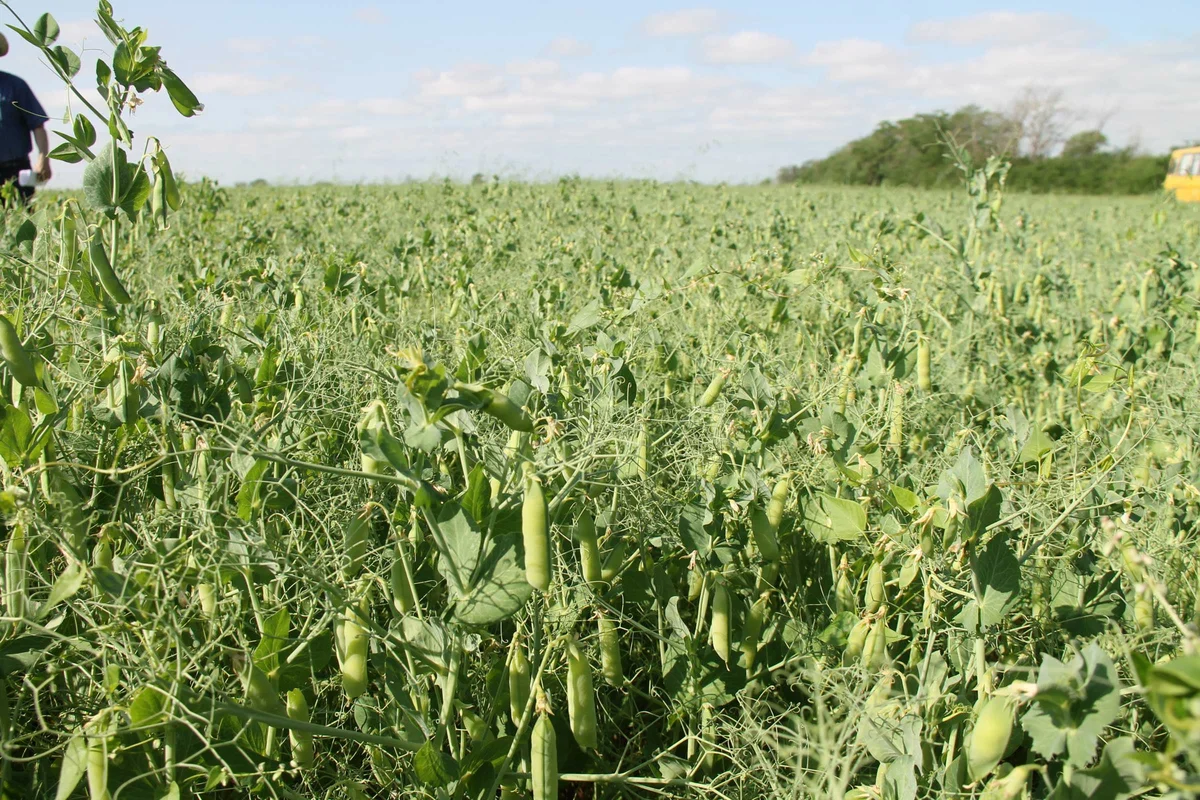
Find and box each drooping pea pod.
[522,466,551,591]
[286,689,315,769]
[916,335,932,393]
[237,655,285,717]
[4,520,27,621]
[88,234,132,305]
[597,610,623,686]
[342,506,372,581]
[532,710,558,800]
[357,401,389,476]
[576,509,602,588]
[834,555,855,613]
[888,381,905,453]
[967,695,1016,781]
[508,635,531,726]
[340,595,370,700]
[710,579,731,665]
[196,582,217,618]
[635,420,650,479]
[861,616,889,672]
[749,508,780,563]
[740,594,768,675]
[565,637,598,750]
[86,712,111,800]
[0,314,38,388]
[389,537,418,616]
[699,368,730,408]
[481,386,534,432]
[864,560,885,615]
[843,617,871,666]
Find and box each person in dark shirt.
[0,33,51,204]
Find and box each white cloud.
[806,39,906,82]
[359,97,417,115]
[507,59,560,78]
[545,37,591,58]
[702,31,795,65]
[415,65,507,98]
[191,73,288,96]
[641,8,724,37]
[908,12,1101,47]
[334,126,375,141]
[500,112,554,129]
[351,7,389,26]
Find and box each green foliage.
[2,9,1200,798]
[779,106,1170,195]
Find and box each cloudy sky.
[2,1,1197,186]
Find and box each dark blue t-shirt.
[0,71,47,163]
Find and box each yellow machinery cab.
[1165,146,1200,202]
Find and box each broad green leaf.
[678,502,712,555]
[235,459,270,521]
[433,503,481,591]
[38,562,86,620]
[252,607,290,675]
[453,534,533,625]
[805,493,867,543]
[1019,428,1054,464]
[161,67,204,117]
[33,13,60,45]
[955,531,1019,632]
[0,404,33,466]
[461,463,490,529]
[414,740,458,787]
[1021,644,1121,766]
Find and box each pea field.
[5,8,1200,800]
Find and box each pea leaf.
[804,493,867,543]
[955,531,1019,632]
[0,404,32,467]
[454,533,532,625]
[1021,643,1121,767]
[414,740,459,787]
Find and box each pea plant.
[0,6,1199,799]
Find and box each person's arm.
[32,125,51,182]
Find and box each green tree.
[1062,130,1108,158]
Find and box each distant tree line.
[778,88,1172,195]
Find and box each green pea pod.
[484,389,533,432]
[710,582,731,665]
[522,471,550,591]
[390,539,418,616]
[0,314,37,387]
[864,561,885,614]
[576,510,602,587]
[597,611,623,686]
[343,507,371,580]
[532,713,558,800]
[740,594,768,673]
[566,638,598,750]
[917,336,932,392]
[286,689,314,769]
[699,369,729,408]
[508,636,531,726]
[88,237,132,305]
[341,600,369,700]
[750,508,780,562]
[968,696,1015,781]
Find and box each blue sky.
[2,1,1198,186]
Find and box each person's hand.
[34,154,51,183]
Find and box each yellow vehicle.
[1165,146,1200,202]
